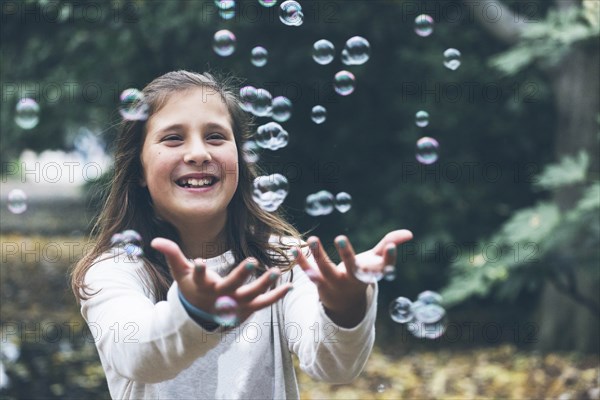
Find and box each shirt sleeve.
[283,262,378,384]
[80,252,224,384]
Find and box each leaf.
[574,182,600,213]
[499,202,561,244]
[534,151,589,190]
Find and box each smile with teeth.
[177,177,216,188]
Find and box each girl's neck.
[176,216,229,260]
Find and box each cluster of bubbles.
[213,29,237,57]
[252,173,289,212]
[15,98,40,129]
[311,105,327,124]
[443,48,461,70]
[279,0,303,26]
[255,121,289,150]
[414,14,434,37]
[305,190,352,216]
[110,229,144,260]
[416,137,439,165]
[341,36,371,66]
[240,86,277,117]
[119,89,149,121]
[251,46,268,67]
[7,189,27,214]
[214,296,239,326]
[389,291,447,339]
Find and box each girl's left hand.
[293,229,413,328]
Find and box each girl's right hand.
[151,237,292,325]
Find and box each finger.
[372,230,414,255]
[292,245,324,285]
[245,283,293,311]
[151,237,191,281]
[235,267,282,301]
[216,258,258,293]
[334,235,358,278]
[382,242,397,268]
[307,237,339,280]
[190,258,207,286]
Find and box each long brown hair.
[71,70,302,302]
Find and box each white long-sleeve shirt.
[81,247,378,399]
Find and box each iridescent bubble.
[124,243,144,258]
[259,0,277,7]
[353,252,384,284]
[417,290,443,305]
[333,70,356,96]
[214,0,235,9]
[383,265,396,281]
[252,88,273,117]
[15,98,40,129]
[334,192,352,213]
[415,14,434,37]
[389,297,414,323]
[214,296,239,326]
[119,89,149,121]
[416,137,439,165]
[213,29,236,57]
[252,173,289,212]
[242,140,260,164]
[251,46,268,67]
[407,319,447,339]
[341,36,370,65]
[411,301,446,324]
[312,39,335,65]
[311,105,327,124]
[219,9,235,19]
[305,190,334,216]
[240,86,258,113]
[443,48,461,70]
[255,122,288,150]
[271,96,292,122]
[279,0,303,26]
[121,229,143,243]
[415,110,429,127]
[110,233,125,246]
[7,189,27,214]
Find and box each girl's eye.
[207,133,225,141]
[161,134,182,142]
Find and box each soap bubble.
[111,229,144,260]
[415,14,434,37]
[252,88,273,117]
[312,39,335,65]
[7,189,27,214]
[417,290,443,305]
[311,105,327,124]
[333,70,356,96]
[416,137,439,165]
[15,98,40,129]
[407,319,447,339]
[415,110,429,127]
[443,48,461,70]
[279,0,303,26]
[213,29,236,57]
[242,140,260,163]
[334,192,352,213]
[219,9,235,19]
[341,36,370,65]
[255,122,288,150]
[383,265,396,281]
[389,297,413,323]
[214,0,234,9]
[251,46,268,67]
[411,301,446,324]
[119,89,149,121]
[252,173,289,212]
[240,86,258,113]
[353,252,384,284]
[271,96,292,122]
[259,0,277,7]
[305,190,334,216]
[214,296,239,326]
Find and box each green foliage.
[441,151,600,306]
[490,6,600,75]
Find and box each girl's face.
[140,88,239,229]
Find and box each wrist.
[177,289,219,331]
[323,294,367,329]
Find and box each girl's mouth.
[176,177,217,188]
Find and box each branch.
[548,266,600,318]
[462,0,528,45]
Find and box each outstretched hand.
[293,229,413,328]
[151,238,292,325]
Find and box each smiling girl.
[71,70,412,399]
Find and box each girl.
[71,70,413,399]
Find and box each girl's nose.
[183,141,212,165]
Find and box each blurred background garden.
[1,0,599,398]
